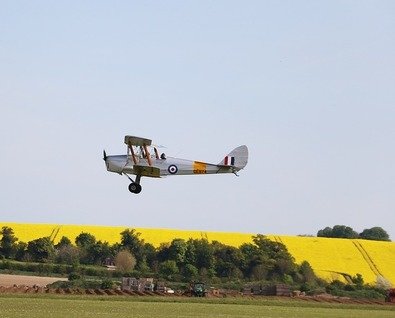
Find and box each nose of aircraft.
[103,152,125,174]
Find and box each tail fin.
[218,145,248,170]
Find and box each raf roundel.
[168,164,178,174]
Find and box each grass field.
[1,222,395,286]
[0,295,394,318]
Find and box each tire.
[134,184,142,194]
[128,183,142,194]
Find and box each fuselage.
[105,155,234,177]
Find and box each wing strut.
[143,144,152,166]
[154,147,159,159]
[127,142,138,165]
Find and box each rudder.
[219,145,248,170]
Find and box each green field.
[0,295,394,318]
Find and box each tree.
[250,264,268,280]
[114,250,136,273]
[185,240,196,265]
[359,227,390,241]
[0,226,18,258]
[144,243,157,270]
[190,239,215,271]
[75,233,112,265]
[15,241,27,261]
[120,229,146,268]
[298,261,316,284]
[55,236,72,249]
[317,225,358,239]
[158,239,188,266]
[239,243,266,279]
[332,225,358,239]
[75,232,96,248]
[213,242,245,278]
[89,241,113,265]
[159,260,179,280]
[56,245,80,265]
[157,243,170,262]
[242,238,290,281]
[253,235,295,265]
[168,239,187,265]
[317,227,333,238]
[27,237,55,262]
[182,263,198,281]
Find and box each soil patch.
[0,274,67,287]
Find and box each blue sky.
[1,1,394,239]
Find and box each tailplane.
[218,145,248,170]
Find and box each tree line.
[317,225,390,241]
[0,226,320,288]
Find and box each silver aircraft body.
[103,135,248,194]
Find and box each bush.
[114,250,136,273]
[52,264,67,275]
[48,279,103,289]
[83,267,101,277]
[0,260,11,271]
[282,274,294,285]
[68,272,81,281]
[101,278,114,289]
[327,280,346,290]
[329,288,386,299]
[300,282,314,293]
[351,273,364,288]
[344,284,356,291]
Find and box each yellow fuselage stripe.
[193,161,207,174]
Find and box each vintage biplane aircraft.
[103,135,248,194]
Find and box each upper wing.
[124,135,152,146]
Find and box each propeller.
[103,150,107,161]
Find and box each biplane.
[103,135,248,194]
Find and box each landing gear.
[124,174,142,194]
[128,182,142,194]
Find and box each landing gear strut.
[124,174,142,194]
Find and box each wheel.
[134,184,142,194]
[128,183,142,194]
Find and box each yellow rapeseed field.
[268,236,377,283]
[0,222,394,286]
[0,223,254,247]
[357,239,395,285]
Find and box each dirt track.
[0,274,67,287]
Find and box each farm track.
[273,236,283,244]
[352,240,383,277]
